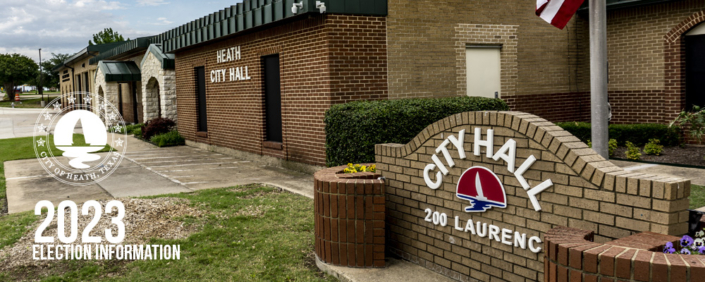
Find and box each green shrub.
[556,122,681,147]
[132,128,142,138]
[142,117,177,141]
[643,139,664,155]
[609,139,618,157]
[587,138,619,157]
[151,130,185,147]
[325,97,509,167]
[125,124,144,134]
[670,105,705,144]
[111,123,145,134]
[625,141,642,160]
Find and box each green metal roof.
[140,44,175,70]
[89,37,157,65]
[52,41,130,72]
[96,61,142,82]
[158,0,388,53]
[579,0,682,11]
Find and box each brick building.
[160,0,387,167]
[54,42,125,110]
[385,0,705,124]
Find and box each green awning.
[97,61,141,82]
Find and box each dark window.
[131,81,139,123]
[263,55,282,143]
[195,67,208,132]
[686,34,705,110]
[118,84,123,116]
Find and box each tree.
[88,28,129,45]
[0,54,38,101]
[39,53,70,89]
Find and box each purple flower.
[664,247,676,254]
[666,242,674,249]
[681,248,691,255]
[681,235,694,248]
[699,246,705,255]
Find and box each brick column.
[313,165,386,268]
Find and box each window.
[263,55,282,143]
[195,67,208,132]
[466,46,501,98]
[686,23,705,110]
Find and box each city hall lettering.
[421,128,552,254]
[211,46,251,83]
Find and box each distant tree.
[0,54,38,101]
[88,28,129,45]
[39,53,70,89]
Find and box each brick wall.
[386,0,584,101]
[544,226,704,282]
[375,111,691,282]
[174,14,387,166]
[573,1,705,124]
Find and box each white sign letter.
[529,236,543,253]
[527,179,553,211]
[474,128,494,157]
[514,155,537,190]
[436,139,455,168]
[423,164,443,189]
[447,129,466,159]
[492,139,517,173]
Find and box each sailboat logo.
[54,110,108,169]
[456,166,507,212]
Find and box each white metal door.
[466,47,501,98]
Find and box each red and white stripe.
[536,0,585,29]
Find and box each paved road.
[0,108,47,139]
[0,107,79,139]
[4,136,313,213]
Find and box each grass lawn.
[0,98,46,108]
[690,184,705,209]
[0,135,111,212]
[0,185,334,282]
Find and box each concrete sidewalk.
[610,159,705,186]
[2,135,454,282]
[4,136,314,213]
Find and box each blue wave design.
[457,194,506,212]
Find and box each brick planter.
[544,226,705,282]
[313,165,385,268]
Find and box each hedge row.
[555,122,682,147]
[325,97,509,167]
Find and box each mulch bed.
[613,145,705,167]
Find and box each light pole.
[589,0,609,159]
[39,48,45,106]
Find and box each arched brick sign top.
[375,111,691,282]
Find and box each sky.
[0,0,241,62]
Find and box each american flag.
[536,0,585,29]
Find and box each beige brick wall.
[386,0,583,99]
[375,111,691,282]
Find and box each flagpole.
[589,0,609,159]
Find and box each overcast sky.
[0,0,240,62]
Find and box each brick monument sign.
[373,111,691,281]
